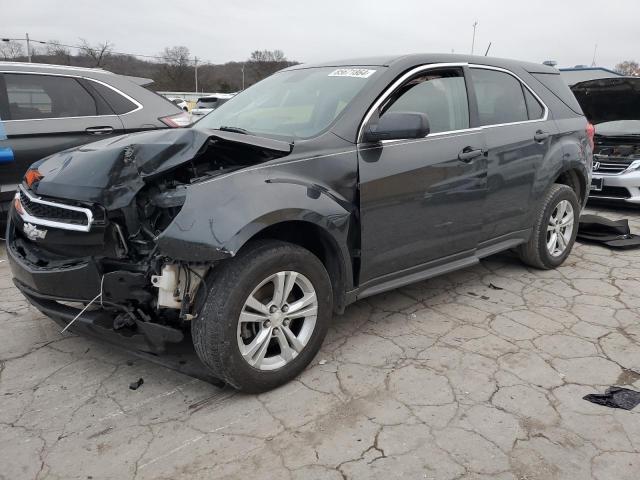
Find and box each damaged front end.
[7,127,292,363]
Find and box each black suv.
[0,62,190,221]
[6,54,592,392]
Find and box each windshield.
[195,66,379,139]
[596,120,640,136]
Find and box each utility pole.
[25,32,31,62]
[194,57,198,93]
[241,63,245,90]
[591,44,598,67]
[471,21,478,55]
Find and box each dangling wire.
[61,275,104,334]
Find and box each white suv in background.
[191,93,235,117]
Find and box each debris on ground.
[583,386,640,410]
[488,283,503,290]
[318,359,327,365]
[129,378,144,390]
[578,214,640,249]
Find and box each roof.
[0,61,110,74]
[559,67,623,86]
[0,61,153,86]
[284,53,559,74]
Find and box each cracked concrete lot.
[2,205,640,480]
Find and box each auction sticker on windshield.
[328,68,376,78]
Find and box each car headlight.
[627,160,640,172]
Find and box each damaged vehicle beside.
[6,54,591,392]
[571,77,640,203]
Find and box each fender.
[530,118,591,216]
[156,162,357,273]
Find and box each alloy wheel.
[546,199,574,257]
[237,271,318,370]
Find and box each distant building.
[559,66,622,86]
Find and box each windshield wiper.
[218,126,250,135]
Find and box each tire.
[518,183,580,270]
[192,240,332,393]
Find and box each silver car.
[571,77,640,204]
[190,94,235,117]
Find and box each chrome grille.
[19,189,88,225]
[16,186,94,232]
[592,155,634,174]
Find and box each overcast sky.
[4,0,638,68]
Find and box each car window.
[88,80,138,115]
[533,72,583,115]
[197,67,379,140]
[5,73,98,120]
[524,88,544,120]
[383,69,469,134]
[0,74,9,120]
[471,69,528,126]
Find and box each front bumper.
[590,169,640,204]
[7,213,180,354]
[16,286,221,384]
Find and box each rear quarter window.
[524,88,544,120]
[532,73,583,115]
[89,80,138,114]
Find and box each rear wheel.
[192,240,332,392]
[518,184,580,269]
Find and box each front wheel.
[518,184,580,269]
[192,240,332,392]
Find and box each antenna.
[471,21,478,54]
[484,42,492,56]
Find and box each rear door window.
[88,80,138,114]
[5,73,98,119]
[471,68,529,126]
[383,68,470,133]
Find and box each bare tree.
[247,49,291,83]
[158,46,192,90]
[79,39,113,67]
[45,40,72,65]
[249,49,286,63]
[0,40,24,60]
[615,60,640,76]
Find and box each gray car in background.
[0,62,190,220]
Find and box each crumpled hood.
[571,77,640,125]
[29,128,291,210]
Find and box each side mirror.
[363,111,430,143]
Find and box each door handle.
[534,130,550,142]
[85,126,114,135]
[458,147,484,163]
